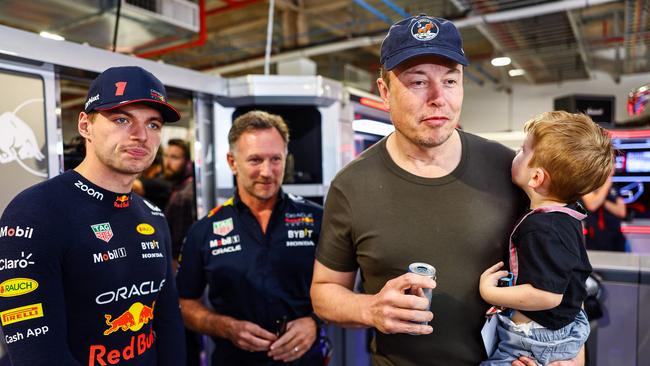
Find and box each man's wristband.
[309,312,324,328]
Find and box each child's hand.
[479,262,510,301]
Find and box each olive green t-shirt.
[316,130,525,366]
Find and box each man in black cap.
[312,15,581,366]
[0,66,186,365]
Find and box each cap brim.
[95,99,181,123]
[384,47,469,70]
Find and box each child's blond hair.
[525,111,614,202]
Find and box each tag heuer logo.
[213,218,234,236]
[91,223,113,243]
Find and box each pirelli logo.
[1,303,44,325]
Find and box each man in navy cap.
[311,15,581,366]
[0,66,186,365]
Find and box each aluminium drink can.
[408,262,436,325]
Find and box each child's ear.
[528,167,548,189]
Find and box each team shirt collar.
[67,170,133,210]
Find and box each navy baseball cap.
[84,66,180,122]
[380,14,468,70]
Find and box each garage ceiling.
[0,0,648,91]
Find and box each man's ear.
[376,77,390,111]
[78,112,92,142]
[226,152,237,176]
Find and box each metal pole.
[264,0,275,75]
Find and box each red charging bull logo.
[103,301,155,336]
[0,107,47,178]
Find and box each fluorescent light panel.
[491,56,511,67]
[353,119,394,136]
[509,69,525,77]
[39,31,65,41]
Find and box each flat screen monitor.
[612,136,650,218]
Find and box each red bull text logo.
[0,225,34,239]
[104,301,155,335]
[89,327,155,366]
[113,195,129,208]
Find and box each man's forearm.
[311,283,373,328]
[179,298,234,339]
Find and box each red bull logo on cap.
[150,89,165,102]
[104,301,155,336]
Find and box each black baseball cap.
[380,14,469,70]
[84,66,181,122]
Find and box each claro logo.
[75,180,104,201]
[0,252,35,271]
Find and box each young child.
[479,111,614,365]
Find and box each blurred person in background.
[163,138,196,264]
[162,138,199,366]
[133,148,171,209]
[582,174,628,252]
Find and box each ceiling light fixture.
[508,69,526,77]
[491,56,511,67]
[39,31,65,41]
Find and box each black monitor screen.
[233,105,323,184]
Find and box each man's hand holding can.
[363,264,436,335]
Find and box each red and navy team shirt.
[0,170,185,365]
[176,191,323,365]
